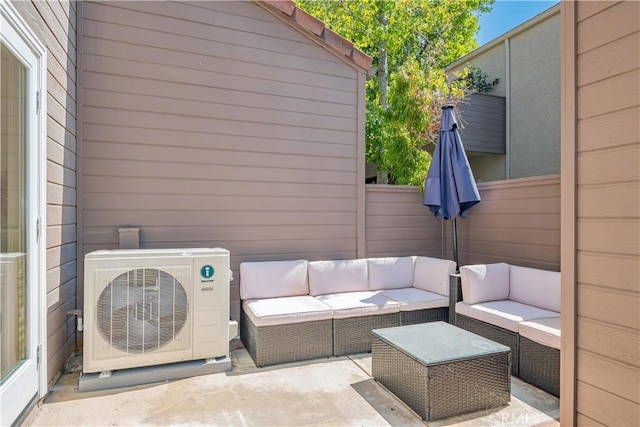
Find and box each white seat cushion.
[509,265,561,313]
[412,256,456,296]
[519,317,561,350]
[460,263,510,304]
[315,291,400,319]
[243,296,333,327]
[367,257,415,290]
[455,300,559,332]
[308,259,368,296]
[240,259,308,300]
[379,288,449,312]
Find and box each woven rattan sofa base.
[240,309,333,367]
[519,336,560,397]
[455,314,520,375]
[372,328,510,421]
[332,313,400,356]
[400,307,448,325]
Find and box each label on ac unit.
[200,264,215,282]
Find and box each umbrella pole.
[452,218,459,272]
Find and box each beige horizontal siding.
[453,175,561,270]
[364,177,562,270]
[365,185,442,258]
[12,0,78,387]
[79,1,363,322]
[577,351,639,404]
[577,381,640,426]
[574,1,640,425]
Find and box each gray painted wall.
[509,14,561,179]
[460,43,506,98]
[466,152,506,183]
[78,1,366,321]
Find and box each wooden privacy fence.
[365,174,561,271]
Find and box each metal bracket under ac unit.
[78,356,232,392]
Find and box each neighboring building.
[0,1,370,424]
[447,4,560,182]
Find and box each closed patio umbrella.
[423,106,481,269]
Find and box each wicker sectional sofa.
[240,256,456,367]
[454,263,561,396]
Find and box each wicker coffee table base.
[372,334,510,421]
[240,309,333,367]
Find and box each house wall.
[12,0,78,385]
[458,43,507,97]
[450,42,507,182]
[365,185,442,258]
[563,1,640,425]
[509,13,561,179]
[78,1,365,321]
[448,175,560,271]
[448,6,560,182]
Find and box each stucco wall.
[447,6,560,181]
[509,13,561,179]
[466,153,506,183]
[455,43,506,98]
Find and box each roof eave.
[255,1,373,73]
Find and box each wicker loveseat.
[240,256,456,367]
[454,263,561,396]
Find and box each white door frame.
[0,0,47,424]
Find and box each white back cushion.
[460,263,510,304]
[367,257,415,290]
[308,259,368,296]
[412,256,457,296]
[240,259,308,300]
[509,265,561,312]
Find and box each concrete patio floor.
[25,340,560,426]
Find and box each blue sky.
[476,0,559,46]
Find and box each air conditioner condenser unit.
[82,248,236,378]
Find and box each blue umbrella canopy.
[423,106,481,266]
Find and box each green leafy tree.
[297,0,494,187]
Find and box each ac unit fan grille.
[97,268,188,354]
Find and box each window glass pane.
[0,43,28,382]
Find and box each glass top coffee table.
[372,321,511,421]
